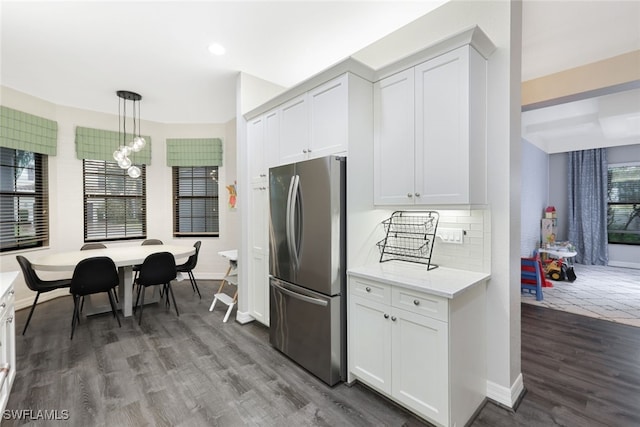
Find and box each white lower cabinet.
[248,181,269,326]
[348,274,485,427]
[0,273,16,413]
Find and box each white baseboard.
[15,288,69,312]
[486,373,524,408]
[608,261,640,269]
[235,311,255,324]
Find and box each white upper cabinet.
[279,94,310,165]
[373,69,415,205]
[309,74,349,158]
[374,45,488,206]
[264,109,280,171]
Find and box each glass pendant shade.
[118,157,132,169]
[127,165,141,178]
[113,150,124,161]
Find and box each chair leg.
[209,295,219,312]
[22,292,41,335]
[166,282,179,317]
[107,289,122,327]
[70,295,81,340]
[189,271,201,299]
[134,282,142,313]
[138,286,147,325]
[138,287,146,326]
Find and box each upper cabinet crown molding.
[244,57,375,121]
[373,25,496,82]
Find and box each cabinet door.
[264,109,280,170]
[349,294,392,394]
[391,307,449,426]
[374,69,415,205]
[247,116,265,183]
[415,47,469,204]
[249,183,269,325]
[279,94,310,165]
[309,74,348,158]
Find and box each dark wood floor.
[5,281,640,426]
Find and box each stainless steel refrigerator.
[268,155,346,386]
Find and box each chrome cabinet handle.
[9,290,14,295]
[413,299,420,306]
[260,173,266,177]
[384,314,389,319]
[391,316,397,322]
[365,287,371,293]
[407,193,413,198]
[303,149,308,153]
[6,316,13,324]
[415,193,421,197]
[0,303,5,309]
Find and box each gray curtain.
[568,149,608,265]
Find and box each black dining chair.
[80,242,118,303]
[16,255,72,335]
[69,256,121,340]
[176,241,202,299]
[132,239,163,279]
[134,251,178,325]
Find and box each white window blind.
[0,148,49,252]
[173,166,219,237]
[607,163,640,245]
[83,159,146,241]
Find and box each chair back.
[138,252,176,286]
[16,255,41,291]
[142,239,163,246]
[521,257,543,301]
[81,243,107,250]
[183,241,201,270]
[71,256,119,296]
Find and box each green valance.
[0,106,58,155]
[75,126,152,164]
[166,138,223,167]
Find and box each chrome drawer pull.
[384,314,389,319]
[413,299,420,306]
[391,316,397,322]
[6,316,13,324]
[365,287,371,293]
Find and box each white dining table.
[31,244,195,317]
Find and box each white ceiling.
[1,0,639,132]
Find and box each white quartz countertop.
[0,271,19,298]
[348,261,490,299]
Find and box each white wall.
[0,86,240,310]
[521,139,549,256]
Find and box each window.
[83,160,146,241]
[173,166,219,237]
[607,163,640,245]
[0,148,49,252]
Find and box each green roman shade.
[75,126,152,164]
[166,138,223,167]
[0,106,58,155]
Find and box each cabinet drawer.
[349,277,391,303]
[392,287,448,322]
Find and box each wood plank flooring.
[5,281,640,426]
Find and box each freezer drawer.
[269,277,344,386]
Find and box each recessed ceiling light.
[208,43,226,56]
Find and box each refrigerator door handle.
[286,175,296,268]
[290,174,301,269]
[272,280,328,307]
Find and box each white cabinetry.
[279,74,351,164]
[0,272,16,413]
[374,45,487,206]
[248,181,269,326]
[348,268,486,427]
[248,110,280,183]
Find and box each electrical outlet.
[436,227,464,244]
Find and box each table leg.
[118,266,134,317]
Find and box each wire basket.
[376,211,439,269]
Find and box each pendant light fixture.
[114,90,145,178]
